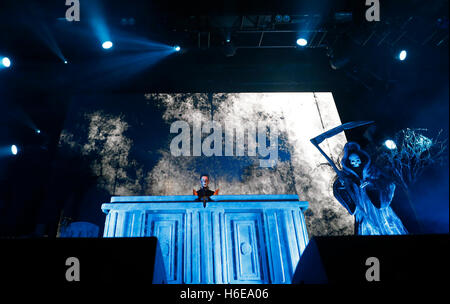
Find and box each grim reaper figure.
[333,142,408,235]
[311,121,408,235]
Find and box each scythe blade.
[310,121,374,177]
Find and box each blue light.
[2,57,11,68]
[296,38,308,47]
[11,145,18,155]
[174,45,181,52]
[226,39,231,43]
[102,41,113,49]
[36,129,41,134]
[64,60,68,64]
[384,139,397,150]
[398,50,407,61]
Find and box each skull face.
[200,176,209,188]
[349,153,362,168]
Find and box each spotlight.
[174,45,181,52]
[1,57,11,68]
[11,145,18,155]
[64,60,68,64]
[226,39,231,43]
[384,139,397,150]
[275,15,282,22]
[283,15,291,22]
[102,41,113,49]
[296,38,308,47]
[398,50,407,61]
[36,129,41,134]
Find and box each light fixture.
[1,57,11,68]
[398,50,407,61]
[11,145,18,155]
[102,41,113,49]
[384,139,397,150]
[296,38,308,47]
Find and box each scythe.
[310,121,374,177]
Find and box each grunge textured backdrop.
[58,93,353,237]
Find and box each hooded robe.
[333,142,408,235]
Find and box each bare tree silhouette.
[375,128,448,232]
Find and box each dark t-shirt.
[196,187,215,201]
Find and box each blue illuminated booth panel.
[101,194,309,284]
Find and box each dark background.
[0,0,448,237]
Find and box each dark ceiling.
[0,0,448,148]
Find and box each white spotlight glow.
[11,145,18,155]
[174,45,181,52]
[296,38,308,47]
[398,50,407,61]
[102,41,113,49]
[2,57,11,68]
[384,139,397,150]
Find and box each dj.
[193,174,219,208]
